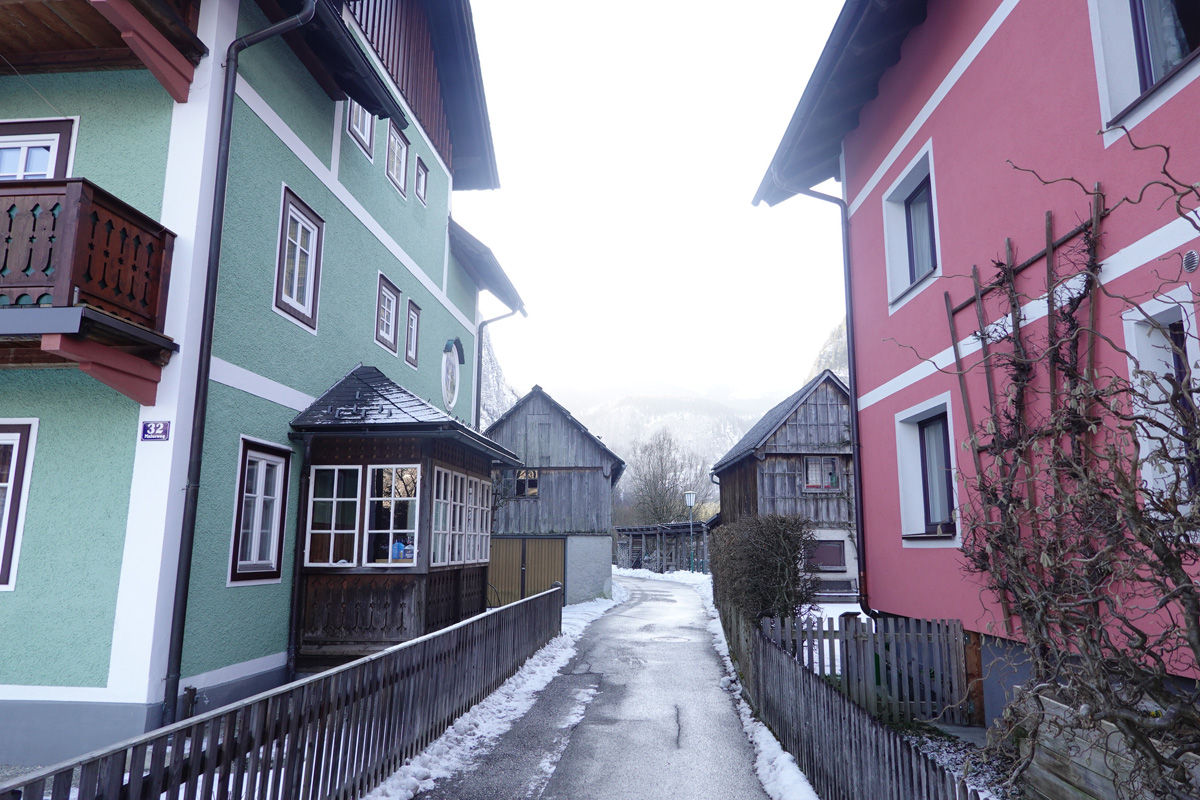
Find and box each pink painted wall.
[841,0,1200,635]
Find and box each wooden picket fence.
[747,626,983,800]
[759,613,969,725]
[0,588,563,800]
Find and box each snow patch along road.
[365,586,626,800]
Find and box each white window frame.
[433,467,491,566]
[1122,286,1199,497]
[305,465,361,566]
[405,301,421,368]
[0,118,74,180]
[804,456,841,491]
[896,393,960,548]
[362,465,420,568]
[1088,0,1200,144]
[386,124,409,196]
[375,274,401,354]
[883,141,941,313]
[415,157,428,205]
[228,438,290,585]
[274,188,323,333]
[0,418,37,591]
[347,101,374,159]
[0,134,59,180]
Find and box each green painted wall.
[235,3,334,171]
[180,382,300,678]
[0,371,138,687]
[0,70,174,220]
[211,102,476,416]
[445,252,478,321]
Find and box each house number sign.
[141,421,171,441]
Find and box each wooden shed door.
[488,537,565,607]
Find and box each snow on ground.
[365,589,623,800]
[613,568,822,800]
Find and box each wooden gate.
[488,537,565,607]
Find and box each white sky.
[453,1,847,406]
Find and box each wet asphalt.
[417,575,770,800]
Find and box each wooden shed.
[485,386,625,605]
[288,366,520,670]
[711,370,856,599]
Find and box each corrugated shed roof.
[291,365,519,464]
[710,370,849,474]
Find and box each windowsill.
[889,268,938,310]
[812,566,848,573]
[1108,46,1200,129]
[901,530,956,540]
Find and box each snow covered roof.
[291,365,520,465]
[710,370,849,475]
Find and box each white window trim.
[0,134,61,180]
[347,101,374,160]
[361,464,421,569]
[896,393,960,548]
[272,185,323,335]
[375,273,401,355]
[386,124,409,197]
[305,465,362,567]
[0,418,37,592]
[1122,285,1199,492]
[883,140,942,314]
[432,466,491,566]
[227,436,291,587]
[279,206,319,317]
[1088,0,1200,145]
[0,116,78,178]
[415,157,428,205]
[405,301,420,369]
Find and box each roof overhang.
[448,218,526,314]
[426,0,499,190]
[290,420,521,466]
[753,0,929,206]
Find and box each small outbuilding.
[711,370,856,600]
[485,386,625,605]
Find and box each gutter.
[770,169,875,619]
[473,308,520,429]
[162,0,319,727]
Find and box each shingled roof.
[711,370,849,474]
[291,365,520,465]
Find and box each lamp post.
[684,490,697,572]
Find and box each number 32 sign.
[141,421,171,441]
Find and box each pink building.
[759,0,1200,729]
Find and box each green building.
[0,0,523,765]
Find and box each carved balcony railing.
[0,179,174,333]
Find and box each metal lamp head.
[684,490,697,508]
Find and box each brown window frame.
[229,440,292,583]
[405,300,421,367]
[347,101,374,158]
[0,119,74,180]
[375,274,400,353]
[0,423,32,587]
[274,188,324,330]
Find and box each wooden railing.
[758,612,970,725]
[0,588,562,800]
[0,179,174,332]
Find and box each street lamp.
[684,490,697,572]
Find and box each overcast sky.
[453,1,847,408]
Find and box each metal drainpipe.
[473,308,519,428]
[771,171,874,618]
[162,0,318,727]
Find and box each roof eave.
[448,218,525,314]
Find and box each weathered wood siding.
[761,381,852,455]
[493,468,612,534]
[488,393,616,470]
[717,458,759,526]
[758,454,853,524]
[488,392,618,536]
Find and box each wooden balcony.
[0,179,177,405]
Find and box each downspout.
[473,308,519,428]
[771,169,874,618]
[162,0,318,726]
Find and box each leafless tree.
[620,429,715,525]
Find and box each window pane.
[0,148,18,178]
[239,496,255,561]
[906,181,935,282]
[313,468,335,498]
[311,500,332,530]
[393,498,416,530]
[23,146,50,177]
[309,532,331,563]
[335,499,357,530]
[332,533,355,563]
[257,497,275,562]
[921,417,951,524]
[369,499,391,530]
[1139,0,1200,85]
[0,443,11,484]
[336,470,357,498]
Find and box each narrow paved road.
[419,575,770,800]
